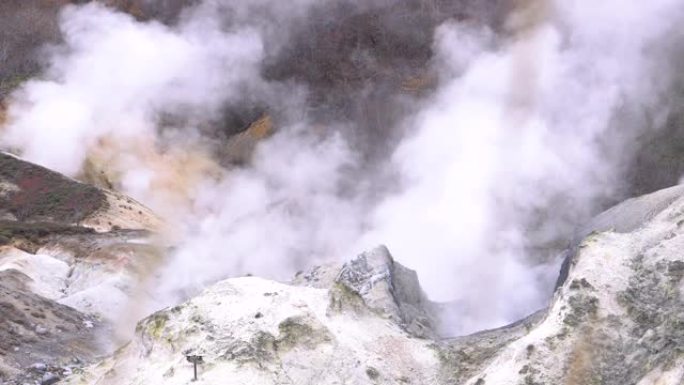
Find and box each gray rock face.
[64,275,441,385]
[329,245,438,338]
[0,269,103,385]
[435,309,546,384]
[579,185,684,237]
[557,184,684,288]
[291,262,340,289]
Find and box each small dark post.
[186,355,204,381]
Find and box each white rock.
[442,186,684,385]
[63,186,684,385]
[0,247,69,300]
[65,276,440,385]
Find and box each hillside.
[1,1,684,384]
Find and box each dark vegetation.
[0,0,63,100]
[0,0,194,101]
[0,152,106,224]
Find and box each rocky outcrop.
[328,245,439,339]
[0,245,145,385]
[439,185,684,385]
[63,185,684,385]
[64,274,441,385]
[0,268,103,384]
[0,155,163,384]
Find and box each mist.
[1,0,684,336]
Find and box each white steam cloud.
[4,3,266,176]
[363,0,684,332]
[1,0,683,336]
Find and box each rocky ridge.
[1,156,683,385]
[63,246,443,385]
[65,187,684,385]
[0,153,162,384]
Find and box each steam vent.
[1,1,684,384]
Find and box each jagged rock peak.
[64,269,442,384]
[329,245,439,339]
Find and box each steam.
[365,0,684,332]
[1,0,683,336]
[3,4,258,179]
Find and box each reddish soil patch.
[0,153,107,224]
